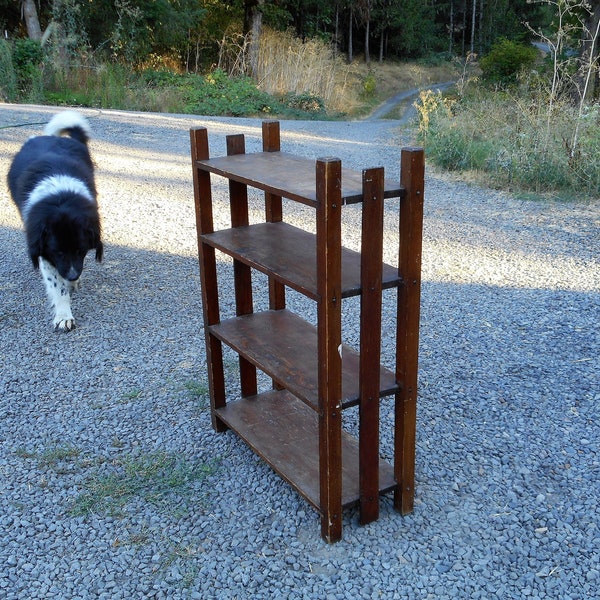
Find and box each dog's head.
[31,211,103,281]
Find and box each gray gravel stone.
[0,105,598,599]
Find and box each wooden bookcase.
[190,121,424,543]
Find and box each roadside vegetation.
[1,0,598,198]
[415,3,600,199]
[0,27,456,119]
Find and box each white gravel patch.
[1,104,598,599]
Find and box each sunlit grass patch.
[70,451,218,516]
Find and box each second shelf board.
[201,222,402,299]
[216,389,398,509]
[209,309,399,410]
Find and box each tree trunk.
[581,1,600,101]
[22,0,42,40]
[245,0,263,78]
[470,0,476,55]
[478,0,484,53]
[348,6,353,63]
[334,4,339,55]
[461,1,467,55]
[449,0,454,54]
[364,11,370,65]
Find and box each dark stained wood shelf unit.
[190,121,425,543]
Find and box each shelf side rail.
[316,157,344,543]
[226,134,258,398]
[358,166,385,525]
[190,127,227,432]
[394,147,425,514]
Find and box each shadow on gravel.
[1,217,598,596]
[2,215,597,440]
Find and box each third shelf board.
[209,309,399,411]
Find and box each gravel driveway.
[1,104,599,599]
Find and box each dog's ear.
[95,240,104,263]
[28,226,46,269]
[82,221,102,262]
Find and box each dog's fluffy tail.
[44,110,92,145]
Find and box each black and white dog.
[7,111,103,331]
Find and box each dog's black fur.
[7,111,103,331]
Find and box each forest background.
[1,0,599,197]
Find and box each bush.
[0,39,17,101]
[185,69,276,117]
[11,38,45,99]
[479,38,538,85]
[416,86,600,197]
[140,68,184,88]
[283,92,325,113]
[362,71,377,97]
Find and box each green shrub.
[362,71,377,97]
[417,86,600,197]
[283,92,325,113]
[140,68,185,88]
[12,38,45,100]
[12,38,44,73]
[479,38,538,85]
[185,69,275,116]
[0,39,17,101]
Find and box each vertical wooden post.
[394,147,425,514]
[358,167,385,525]
[262,121,285,311]
[316,157,343,543]
[226,134,257,398]
[190,127,227,432]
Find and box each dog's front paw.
[54,315,76,332]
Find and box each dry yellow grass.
[219,27,458,116]
[254,29,355,112]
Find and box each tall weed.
[219,27,357,114]
[415,88,600,197]
[46,60,129,107]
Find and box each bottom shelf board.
[215,390,397,510]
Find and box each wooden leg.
[316,158,343,543]
[359,167,385,525]
[394,148,425,514]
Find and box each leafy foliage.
[479,38,539,84]
[361,71,377,98]
[0,39,17,101]
[177,68,328,118]
[283,91,325,114]
[184,68,275,116]
[11,38,44,99]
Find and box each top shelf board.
[195,152,404,207]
